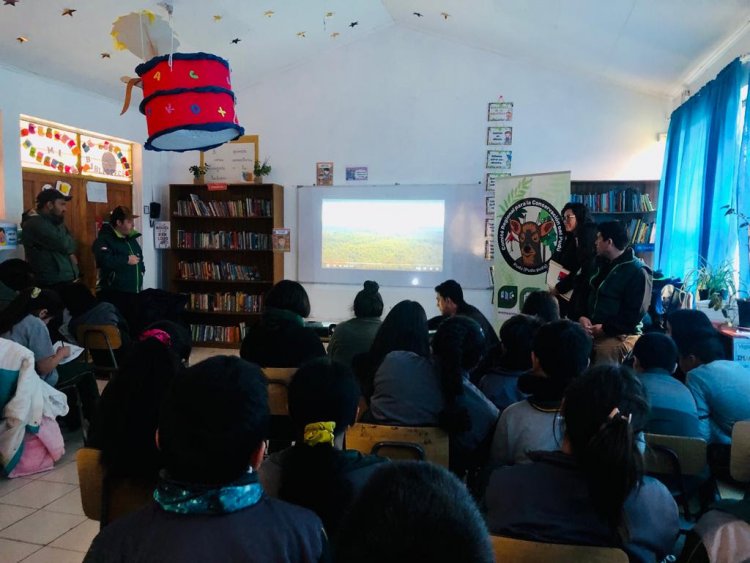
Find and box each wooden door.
[22,171,133,289]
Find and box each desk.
[716,326,750,369]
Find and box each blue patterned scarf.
[155,471,264,515]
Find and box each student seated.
[0,258,35,311]
[484,365,679,563]
[478,314,542,414]
[520,289,560,322]
[369,314,498,475]
[327,280,383,368]
[668,309,750,445]
[434,279,500,350]
[84,356,327,563]
[88,322,191,483]
[356,299,432,406]
[632,332,701,437]
[336,462,494,563]
[490,319,591,465]
[0,287,99,427]
[240,280,325,367]
[258,358,387,538]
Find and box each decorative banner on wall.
[493,171,570,322]
[20,120,80,175]
[80,134,132,181]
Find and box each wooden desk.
[716,325,750,369]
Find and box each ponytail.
[562,366,648,540]
[432,316,485,433]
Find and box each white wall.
[0,63,173,289]
[188,26,670,322]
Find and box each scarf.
[154,471,263,515]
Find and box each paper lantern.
[135,52,244,152]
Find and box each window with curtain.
[656,57,750,290]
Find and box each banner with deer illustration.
[493,171,570,322]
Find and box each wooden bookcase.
[167,183,284,348]
[571,180,659,267]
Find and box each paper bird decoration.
[297,31,306,38]
[264,10,274,17]
[213,15,222,22]
[413,12,423,17]
[62,8,76,16]
[441,12,450,20]
[16,36,28,42]
[111,10,179,60]
[331,32,340,39]
[325,12,334,17]
[3,0,19,6]
[231,38,241,44]
[349,21,358,28]
[101,52,111,58]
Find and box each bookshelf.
[571,180,659,267]
[168,183,284,348]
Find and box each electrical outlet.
[144,205,150,215]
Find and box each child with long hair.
[485,365,678,562]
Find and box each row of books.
[176,194,272,217]
[177,261,262,281]
[571,189,655,213]
[190,323,248,344]
[625,218,656,245]
[177,230,271,251]
[186,292,264,313]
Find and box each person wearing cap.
[21,189,79,287]
[93,206,145,318]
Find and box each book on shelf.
[177,261,262,281]
[186,292,264,313]
[177,195,272,218]
[624,218,656,246]
[571,188,654,213]
[176,230,271,251]
[190,323,245,344]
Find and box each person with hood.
[92,206,144,326]
[549,202,597,319]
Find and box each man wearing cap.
[93,206,144,320]
[21,189,79,287]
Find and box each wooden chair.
[731,420,750,484]
[643,433,711,520]
[76,324,123,379]
[345,423,449,467]
[490,535,629,563]
[261,368,297,451]
[76,447,153,528]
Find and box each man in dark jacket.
[83,355,328,563]
[93,206,144,328]
[434,279,500,349]
[578,221,652,365]
[21,189,78,286]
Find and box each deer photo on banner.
[493,171,570,324]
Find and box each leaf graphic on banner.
[498,176,531,214]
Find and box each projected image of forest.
[322,200,444,271]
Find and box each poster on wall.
[487,150,512,169]
[487,127,513,145]
[0,222,18,250]
[202,135,259,183]
[272,228,291,252]
[493,171,570,323]
[488,102,514,122]
[154,221,171,249]
[345,166,368,181]
[317,162,334,186]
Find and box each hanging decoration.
[114,8,244,152]
[61,8,76,17]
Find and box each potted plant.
[684,258,737,312]
[253,158,272,184]
[722,205,750,327]
[189,164,209,185]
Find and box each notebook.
[546,260,573,301]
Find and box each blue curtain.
[656,58,749,286]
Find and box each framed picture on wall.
[488,102,514,122]
[487,150,512,169]
[487,127,512,145]
[201,135,260,183]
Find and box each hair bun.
[363,280,379,293]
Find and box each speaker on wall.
[149,202,161,220]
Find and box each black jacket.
[93,223,144,294]
[240,308,326,367]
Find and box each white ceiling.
[0,0,749,102]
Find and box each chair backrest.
[731,420,750,483]
[76,324,123,351]
[345,423,449,467]
[490,536,628,563]
[76,446,153,526]
[643,433,708,477]
[261,367,297,417]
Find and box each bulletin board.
[200,135,259,183]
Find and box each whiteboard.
[201,135,259,183]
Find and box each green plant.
[253,158,272,177]
[721,204,750,228]
[684,258,737,311]
[189,164,209,178]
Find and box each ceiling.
[1,0,749,102]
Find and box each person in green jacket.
[21,189,79,287]
[93,206,144,328]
